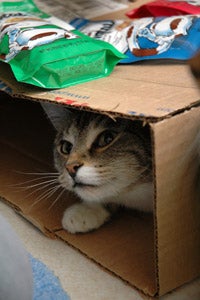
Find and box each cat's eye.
[94,130,117,149]
[59,140,73,155]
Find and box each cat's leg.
[62,202,111,233]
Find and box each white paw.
[62,202,110,233]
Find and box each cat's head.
[42,102,152,203]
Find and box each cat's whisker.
[9,175,59,188]
[13,170,60,176]
[23,180,59,201]
[30,184,62,208]
[17,178,59,191]
[48,188,66,210]
[10,169,63,209]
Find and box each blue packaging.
[70,15,200,63]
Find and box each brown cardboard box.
[1,3,200,297]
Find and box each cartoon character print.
[127,15,194,57]
[80,20,130,54]
[0,12,77,62]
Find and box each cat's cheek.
[61,202,111,233]
[58,173,73,190]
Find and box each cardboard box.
[1,2,200,297]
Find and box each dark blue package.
[70,15,200,63]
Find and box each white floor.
[1,200,200,300]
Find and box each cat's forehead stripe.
[64,118,108,147]
[69,111,115,132]
[76,112,109,128]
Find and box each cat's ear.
[40,101,70,131]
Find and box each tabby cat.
[42,102,153,233]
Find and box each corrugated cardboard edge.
[150,124,160,297]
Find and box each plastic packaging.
[70,15,200,63]
[0,0,125,89]
[126,0,200,18]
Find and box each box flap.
[152,107,200,295]
[0,55,199,121]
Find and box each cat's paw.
[62,202,110,233]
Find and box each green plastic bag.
[0,0,125,89]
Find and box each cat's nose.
[66,163,83,178]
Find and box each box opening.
[0,92,157,296]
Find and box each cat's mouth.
[73,182,98,189]
[73,180,97,189]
